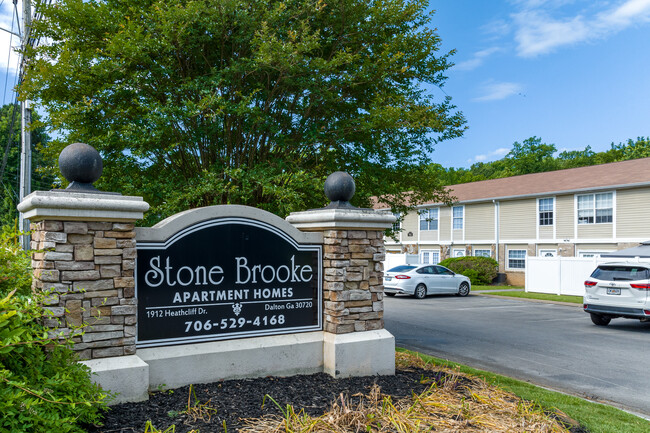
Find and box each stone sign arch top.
[136,204,321,245]
[135,205,323,348]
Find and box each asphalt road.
[384,293,650,418]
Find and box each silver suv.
[583,262,650,326]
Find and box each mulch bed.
[87,366,587,433]
[88,368,438,432]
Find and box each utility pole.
[19,0,32,250]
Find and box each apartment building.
[380,158,650,285]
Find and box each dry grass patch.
[240,352,573,433]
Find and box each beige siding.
[452,229,463,241]
[538,225,553,239]
[420,229,439,242]
[617,188,650,238]
[577,223,612,239]
[576,243,617,251]
[402,212,418,243]
[439,207,451,241]
[555,195,574,239]
[500,199,536,240]
[465,202,495,240]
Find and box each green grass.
[398,348,650,433]
[471,285,524,291]
[484,290,583,304]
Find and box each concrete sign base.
[323,329,395,378]
[80,355,149,404]
[81,330,394,404]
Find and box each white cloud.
[474,81,523,102]
[455,47,501,71]
[513,0,650,57]
[480,19,512,39]
[472,147,510,163]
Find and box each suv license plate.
[606,288,621,295]
[385,277,392,281]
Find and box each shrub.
[438,256,498,285]
[0,224,32,297]
[0,228,110,432]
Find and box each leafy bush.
[0,225,32,297]
[0,229,109,432]
[439,256,499,285]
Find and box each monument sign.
[136,217,322,347]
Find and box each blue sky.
[0,1,648,169]
[431,0,650,168]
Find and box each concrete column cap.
[287,208,395,231]
[17,190,150,222]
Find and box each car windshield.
[591,265,650,281]
[387,265,417,273]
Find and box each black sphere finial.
[58,143,103,192]
[324,171,356,209]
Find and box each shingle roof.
[429,157,650,205]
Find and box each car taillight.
[630,283,650,289]
[583,304,588,310]
[644,310,650,315]
[584,281,597,286]
[395,275,411,279]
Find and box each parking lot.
[384,293,650,418]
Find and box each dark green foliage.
[0,104,54,226]
[438,256,498,285]
[0,225,32,298]
[0,229,109,432]
[23,0,466,225]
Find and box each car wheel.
[414,284,427,299]
[457,282,470,297]
[385,292,396,297]
[590,313,611,326]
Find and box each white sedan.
[383,264,471,299]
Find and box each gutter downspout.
[494,200,500,265]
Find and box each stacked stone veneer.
[31,220,136,360]
[322,229,385,334]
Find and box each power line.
[3,0,16,105]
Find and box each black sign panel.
[136,218,322,348]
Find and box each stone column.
[286,172,396,377]
[28,216,141,359]
[17,143,151,403]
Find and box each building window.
[453,249,465,257]
[419,208,438,231]
[538,198,553,226]
[392,212,401,232]
[539,249,557,257]
[577,192,613,224]
[508,250,526,269]
[452,206,464,230]
[421,250,440,264]
[474,249,491,258]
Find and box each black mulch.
[86,368,587,433]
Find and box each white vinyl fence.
[383,253,419,272]
[526,256,650,296]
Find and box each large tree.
[23,0,465,224]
